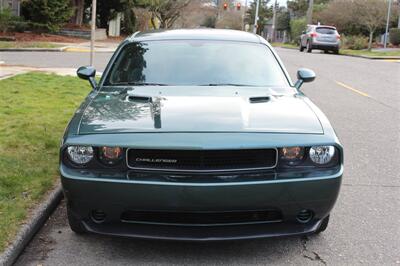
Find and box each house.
[262,19,288,43]
[0,0,21,16]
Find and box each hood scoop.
[126,94,153,103]
[249,96,270,103]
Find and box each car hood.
[78,89,323,135]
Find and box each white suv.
[300,25,341,54]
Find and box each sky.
[246,0,288,7]
[276,0,288,6]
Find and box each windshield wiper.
[198,83,256,87]
[113,82,169,86]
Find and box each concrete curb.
[0,184,63,266]
[0,47,116,53]
[274,46,400,60]
[340,54,400,60]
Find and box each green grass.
[0,73,90,252]
[340,49,400,57]
[270,42,298,49]
[0,41,63,49]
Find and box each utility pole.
[253,0,260,34]
[306,0,313,25]
[384,0,392,49]
[271,0,277,42]
[216,0,220,21]
[398,0,400,28]
[90,0,97,67]
[242,0,248,31]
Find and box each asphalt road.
[0,51,113,71]
[14,48,400,265]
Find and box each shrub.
[389,28,400,46]
[201,16,217,28]
[21,0,73,32]
[0,8,31,33]
[0,8,15,33]
[290,17,307,45]
[342,35,369,50]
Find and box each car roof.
[308,25,337,29]
[128,29,262,43]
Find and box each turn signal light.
[99,146,123,165]
[279,147,305,166]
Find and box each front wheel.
[67,206,86,234]
[333,48,339,54]
[315,215,330,234]
[299,44,304,52]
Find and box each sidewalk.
[0,64,104,80]
[0,65,77,80]
[0,41,119,53]
[62,41,119,53]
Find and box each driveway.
[16,48,400,265]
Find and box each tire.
[315,215,330,234]
[299,44,304,52]
[306,41,312,53]
[67,206,86,234]
[333,48,339,55]
[324,50,329,54]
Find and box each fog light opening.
[296,209,314,223]
[91,209,106,223]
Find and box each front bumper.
[61,165,342,240]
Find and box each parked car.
[300,25,341,54]
[61,29,343,240]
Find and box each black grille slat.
[120,210,283,225]
[127,149,277,171]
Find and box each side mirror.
[77,66,97,89]
[302,31,306,34]
[295,68,316,90]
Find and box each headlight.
[280,146,305,165]
[67,146,94,164]
[99,146,123,165]
[309,146,335,165]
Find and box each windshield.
[104,40,289,87]
[316,27,337,35]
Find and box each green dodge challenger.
[60,29,343,240]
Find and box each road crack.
[301,236,327,265]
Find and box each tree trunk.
[70,0,85,25]
[368,30,374,51]
[150,15,157,29]
[75,0,84,25]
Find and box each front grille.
[127,149,277,171]
[120,210,282,225]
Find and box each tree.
[316,0,359,34]
[175,0,216,28]
[276,7,290,31]
[290,17,307,44]
[21,0,74,32]
[355,0,389,50]
[287,0,330,20]
[245,0,272,34]
[90,0,126,29]
[121,0,138,34]
[287,0,308,18]
[140,0,191,29]
[71,0,85,25]
[317,0,390,50]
